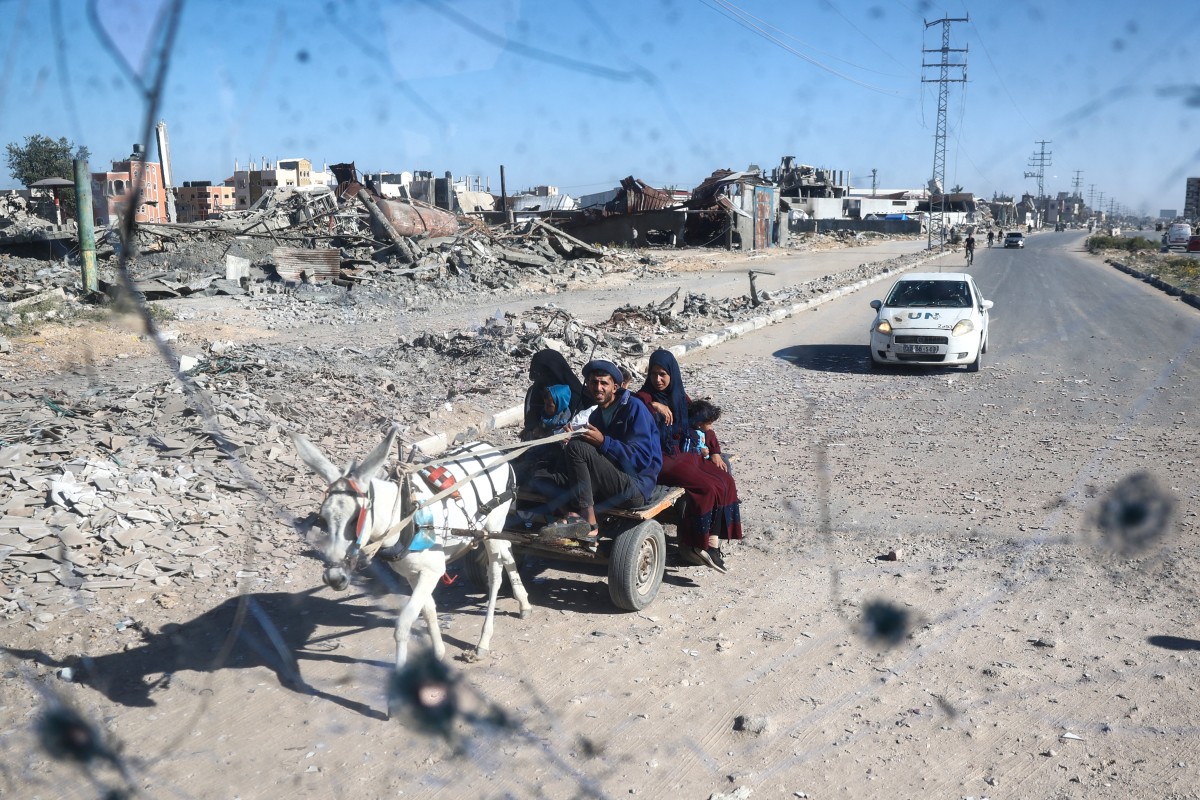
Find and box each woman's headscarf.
[541,384,573,430]
[640,349,695,455]
[523,349,587,434]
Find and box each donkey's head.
[292,427,397,592]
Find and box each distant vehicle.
[1004,231,1025,248]
[868,272,992,372]
[1166,223,1193,249]
[1187,234,1200,253]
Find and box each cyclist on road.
[964,233,976,266]
[986,230,995,248]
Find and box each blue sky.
[1,0,1197,215]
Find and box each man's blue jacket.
[588,388,662,501]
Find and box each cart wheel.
[607,520,666,611]
[463,548,492,593]
[464,546,522,596]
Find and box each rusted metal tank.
[374,197,459,238]
[330,161,460,239]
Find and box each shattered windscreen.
[1,2,1198,799]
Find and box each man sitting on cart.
[530,359,662,542]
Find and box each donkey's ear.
[291,433,343,484]
[353,426,397,483]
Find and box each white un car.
[868,272,993,372]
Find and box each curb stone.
[1108,259,1195,302]
[414,247,954,454]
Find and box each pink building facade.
[90,145,168,226]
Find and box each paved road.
[637,226,1200,795]
[702,228,1198,374]
[681,223,1200,589]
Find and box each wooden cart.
[464,485,687,611]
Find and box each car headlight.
[875,319,892,335]
[951,319,975,336]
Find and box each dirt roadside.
[2,237,1194,800]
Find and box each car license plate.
[902,344,940,354]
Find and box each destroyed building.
[914,191,980,229]
[362,171,497,215]
[564,176,685,248]
[684,168,779,250]
[509,186,577,219]
[0,190,77,247]
[768,157,924,235]
[988,195,1018,227]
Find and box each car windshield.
[885,280,972,308]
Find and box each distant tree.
[4,134,91,217]
[951,184,964,193]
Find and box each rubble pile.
[0,226,937,622]
[386,243,933,366]
[0,379,307,620]
[0,193,76,243]
[0,323,555,619]
[406,302,645,363]
[1,198,639,330]
[344,220,623,296]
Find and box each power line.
[962,5,1036,137]
[820,0,910,70]
[949,121,995,190]
[698,0,904,95]
[417,0,647,83]
[717,0,908,77]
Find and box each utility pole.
[871,168,878,198]
[72,158,97,294]
[921,15,968,250]
[1088,183,1096,211]
[1024,140,1052,227]
[1067,171,1083,223]
[1096,191,1105,217]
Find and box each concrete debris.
[0,185,937,621]
[2,179,632,319]
[0,231,935,622]
[0,192,77,243]
[407,304,636,362]
[0,287,68,315]
[332,161,460,242]
[0,384,293,616]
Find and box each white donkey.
[292,426,532,675]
